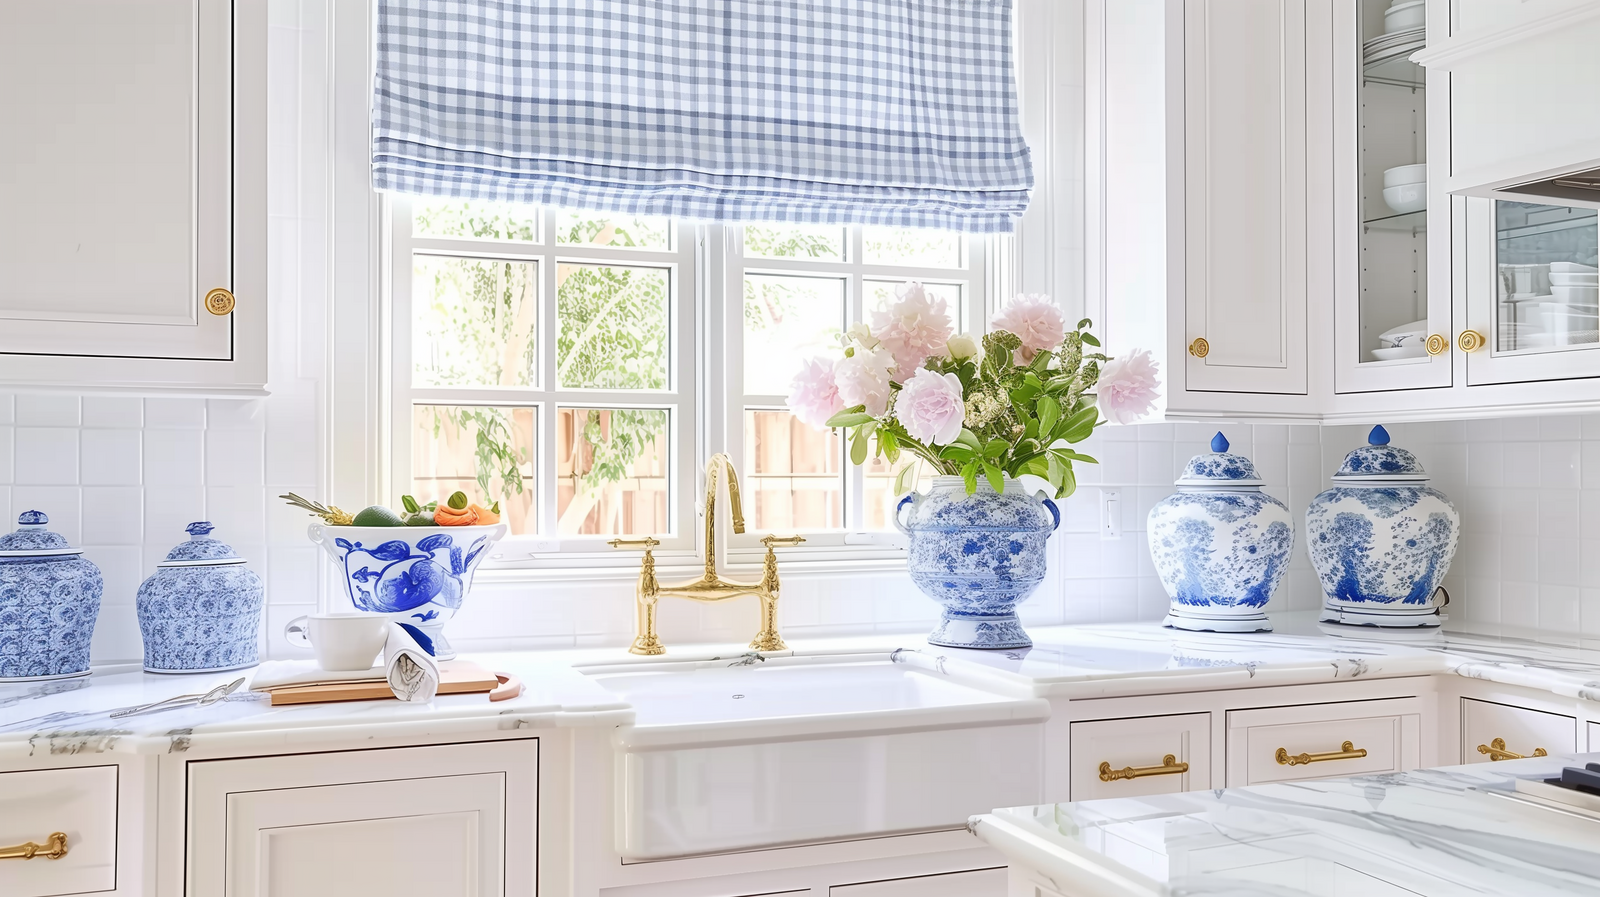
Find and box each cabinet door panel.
[1070,713,1211,800]
[1184,0,1308,394]
[0,0,233,361]
[0,765,118,897]
[1461,698,1575,764]
[1227,698,1421,786]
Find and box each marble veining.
[974,754,1600,896]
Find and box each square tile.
[1539,538,1579,587]
[1499,581,1537,627]
[1503,441,1541,489]
[15,395,80,427]
[207,399,267,430]
[144,398,206,429]
[14,428,79,485]
[81,429,142,485]
[145,485,204,549]
[206,486,267,544]
[0,395,12,425]
[205,429,266,487]
[143,429,204,487]
[1541,442,1582,489]
[81,487,143,546]
[81,397,143,428]
[0,426,11,484]
[1539,584,1580,632]
[1542,415,1583,441]
[1467,443,1504,489]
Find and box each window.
[388,200,988,568]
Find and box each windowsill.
[474,551,911,584]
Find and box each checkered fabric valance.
[372,0,1033,232]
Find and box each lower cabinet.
[185,740,538,897]
[1590,721,1600,752]
[1461,698,1576,764]
[0,765,119,897]
[1226,698,1422,786]
[1070,713,1211,799]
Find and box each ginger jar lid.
[158,522,248,567]
[0,510,84,559]
[1175,432,1265,486]
[1332,425,1428,482]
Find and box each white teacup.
[284,613,389,671]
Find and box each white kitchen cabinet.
[1226,698,1423,786]
[1069,713,1211,800]
[0,765,119,897]
[1461,698,1576,764]
[0,0,266,393]
[185,740,538,897]
[1591,721,1600,751]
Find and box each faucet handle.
[761,535,807,549]
[608,536,660,550]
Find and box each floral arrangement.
[787,284,1159,498]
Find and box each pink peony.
[1096,349,1161,425]
[990,293,1066,363]
[786,356,843,429]
[834,342,896,417]
[895,369,967,446]
[872,281,954,381]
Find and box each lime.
[351,505,405,527]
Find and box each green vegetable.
[403,512,435,527]
[352,505,405,527]
[447,491,470,510]
[401,495,420,514]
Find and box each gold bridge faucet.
[609,453,805,656]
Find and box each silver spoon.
[110,677,245,719]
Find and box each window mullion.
[540,210,560,538]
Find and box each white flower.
[896,369,967,446]
[846,321,880,350]
[834,343,896,417]
[947,332,979,360]
[871,281,954,380]
[990,293,1067,363]
[1096,349,1161,425]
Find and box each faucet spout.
[703,452,745,577]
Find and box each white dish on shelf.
[1383,163,1426,187]
[1371,344,1428,361]
[1552,284,1599,304]
[1383,183,1426,214]
[1384,0,1425,32]
[1363,27,1425,56]
[1377,320,1428,345]
[1550,261,1598,274]
[1550,273,1599,287]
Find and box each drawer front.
[1590,721,1600,752]
[0,765,118,897]
[1070,713,1211,800]
[1228,698,1421,786]
[1462,698,1576,764]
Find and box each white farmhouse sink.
[580,651,1048,859]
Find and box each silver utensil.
[110,677,245,719]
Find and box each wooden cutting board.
[267,661,500,706]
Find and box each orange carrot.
[434,504,478,526]
[470,503,500,525]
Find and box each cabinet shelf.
[1363,209,1427,233]
[1362,37,1426,89]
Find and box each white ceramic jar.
[1147,433,1294,633]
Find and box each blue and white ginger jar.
[894,476,1059,649]
[309,521,508,660]
[137,522,265,673]
[1306,425,1458,628]
[1148,433,1293,633]
[0,511,103,680]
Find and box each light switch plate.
[1100,489,1121,540]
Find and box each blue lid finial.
[1368,425,1391,447]
[186,521,215,538]
[1210,432,1230,453]
[17,510,47,526]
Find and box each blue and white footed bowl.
[309,522,507,660]
[1306,425,1459,628]
[137,522,265,673]
[893,476,1059,649]
[0,511,103,681]
[1148,433,1292,633]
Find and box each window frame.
[385,198,1004,574]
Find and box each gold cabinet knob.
[205,287,236,316]
[1457,330,1486,353]
[1188,337,1209,358]
[1425,334,1448,356]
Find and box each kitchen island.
[971,752,1600,896]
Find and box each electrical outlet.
[1100,489,1121,540]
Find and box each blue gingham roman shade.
[372,1,1034,232]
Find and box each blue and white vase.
[893,476,1059,649]
[0,511,104,681]
[1306,425,1459,628]
[137,522,265,673]
[1148,432,1293,633]
[308,522,508,660]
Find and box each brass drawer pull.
[1276,740,1367,766]
[0,832,68,861]
[761,535,807,548]
[1478,737,1547,762]
[1099,754,1189,782]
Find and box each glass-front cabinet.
[1334,0,1452,393]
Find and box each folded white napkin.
[250,660,382,691]
[384,622,440,703]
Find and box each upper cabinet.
[0,0,266,393]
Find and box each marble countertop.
[971,753,1600,896]
[0,651,631,761]
[6,611,1600,762]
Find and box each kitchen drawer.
[1462,698,1576,764]
[0,765,118,897]
[831,867,1005,896]
[1227,699,1421,786]
[1590,721,1600,752]
[1070,713,1211,800]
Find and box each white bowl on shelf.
[1541,309,1600,338]
[1372,344,1428,361]
[1384,0,1426,32]
[1550,261,1599,274]
[1552,284,1599,304]
[1550,273,1599,287]
[1383,164,1426,187]
[1383,183,1426,214]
